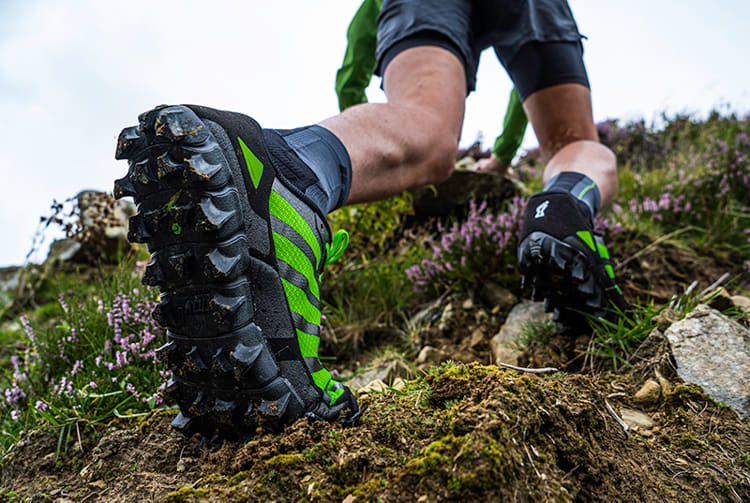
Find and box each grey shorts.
[374,0,588,99]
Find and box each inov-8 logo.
[534,200,550,219]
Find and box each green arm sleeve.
[492,88,529,165]
[335,0,382,112]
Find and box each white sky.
[1,0,748,267]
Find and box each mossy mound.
[6,362,748,502]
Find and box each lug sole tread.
[114,105,322,441]
[518,231,622,325]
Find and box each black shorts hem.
[376,30,473,92]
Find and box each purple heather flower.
[71,360,83,376]
[19,315,36,346]
[58,294,69,314]
[4,386,26,404]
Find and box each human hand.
[474,155,512,176]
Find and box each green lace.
[325,229,349,266]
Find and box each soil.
[2,213,750,502]
[2,362,748,502]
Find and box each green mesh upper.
[268,186,344,404]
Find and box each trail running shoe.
[517,192,629,325]
[114,104,359,442]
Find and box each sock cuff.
[278,125,352,213]
[543,172,600,222]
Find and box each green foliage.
[321,252,421,355]
[514,319,558,350]
[328,191,413,258]
[585,300,661,370]
[602,112,750,261]
[0,260,167,453]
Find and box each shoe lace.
[325,229,349,266]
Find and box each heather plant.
[602,112,750,260]
[0,264,166,452]
[597,119,665,172]
[406,198,525,297]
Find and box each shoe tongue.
[521,193,593,241]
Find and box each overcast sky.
[1,0,748,267]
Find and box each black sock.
[543,172,600,226]
[262,126,352,215]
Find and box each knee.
[589,140,617,176]
[419,129,458,186]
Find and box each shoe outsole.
[518,231,625,325]
[115,105,322,442]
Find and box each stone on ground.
[665,304,750,419]
[490,301,551,365]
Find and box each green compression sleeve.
[335,0,382,111]
[492,88,529,166]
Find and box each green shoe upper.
[266,179,347,405]
[180,103,354,413]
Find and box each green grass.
[584,299,662,370]
[514,319,558,350]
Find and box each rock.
[358,379,387,394]
[479,282,517,311]
[634,379,662,405]
[490,301,550,366]
[391,378,407,391]
[347,359,412,391]
[655,369,673,396]
[665,305,750,419]
[652,307,680,332]
[47,238,83,263]
[462,298,474,310]
[437,302,454,332]
[89,480,106,490]
[619,407,654,431]
[731,295,750,318]
[705,287,734,312]
[410,169,517,219]
[469,328,485,349]
[410,299,443,326]
[416,346,449,367]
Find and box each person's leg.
[321,44,467,204]
[496,34,628,324]
[113,3,476,441]
[523,82,617,208]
